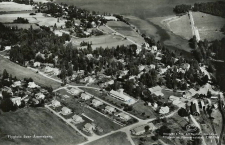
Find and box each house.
[33,62,41,67]
[61,107,72,115]
[159,106,170,114]
[190,100,200,116]
[117,112,131,121]
[131,125,146,135]
[69,88,82,96]
[83,123,95,133]
[28,82,40,88]
[105,106,116,114]
[72,115,84,123]
[181,63,190,71]
[35,93,45,100]
[2,86,13,95]
[92,99,103,107]
[81,93,92,100]
[150,64,156,69]
[148,86,164,96]
[104,16,118,21]
[10,97,22,106]
[32,98,39,105]
[152,46,157,52]
[110,89,133,102]
[148,123,157,131]
[52,100,61,107]
[12,81,21,87]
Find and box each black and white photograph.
[0,0,225,145]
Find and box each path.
[189,11,200,42]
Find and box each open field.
[0,2,33,12]
[4,23,40,29]
[0,13,66,27]
[72,34,132,49]
[0,108,86,145]
[167,14,192,40]
[86,132,131,145]
[192,12,225,41]
[56,89,122,134]
[0,56,61,89]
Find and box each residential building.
[33,62,41,67]
[35,93,45,100]
[28,82,40,88]
[69,88,82,96]
[92,99,103,107]
[105,106,116,114]
[12,81,22,87]
[131,125,146,135]
[117,112,131,121]
[159,106,170,114]
[81,93,92,100]
[109,89,132,102]
[149,86,164,96]
[10,97,22,106]
[52,100,61,107]
[83,123,95,133]
[72,115,84,123]
[61,107,72,115]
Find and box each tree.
[144,125,150,132]
[178,108,188,117]
[2,69,9,79]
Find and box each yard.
[0,56,61,89]
[56,89,122,134]
[0,108,86,145]
[192,12,225,41]
[86,132,131,145]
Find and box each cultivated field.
[192,12,225,41]
[0,56,61,89]
[0,2,33,12]
[86,132,131,145]
[0,108,86,145]
[72,34,132,49]
[0,13,66,27]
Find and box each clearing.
[86,132,131,145]
[0,56,61,89]
[192,12,225,41]
[0,108,86,145]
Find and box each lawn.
[168,14,192,40]
[0,2,33,12]
[192,12,225,41]
[86,132,131,145]
[0,108,86,145]
[56,89,122,134]
[0,13,66,27]
[0,56,61,89]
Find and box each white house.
[81,93,92,100]
[28,82,40,88]
[117,112,131,121]
[148,86,164,96]
[131,125,146,135]
[159,106,170,114]
[52,100,61,107]
[104,16,118,21]
[69,88,82,96]
[12,81,21,87]
[92,99,103,107]
[105,106,116,114]
[35,93,45,100]
[61,107,72,115]
[10,97,22,106]
[72,115,84,123]
[83,123,95,133]
[34,62,41,67]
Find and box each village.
[0,0,225,145]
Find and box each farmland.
[0,108,86,145]
[86,132,131,145]
[192,12,225,41]
[0,56,61,89]
[0,13,66,27]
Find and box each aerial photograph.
[0,0,225,145]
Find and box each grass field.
[86,132,131,145]
[72,34,132,49]
[4,23,40,29]
[0,13,66,27]
[0,2,33,12]
[56,89,122,134]
[0,56,61,89]
[192,12,225,41]
[0,108,86,145]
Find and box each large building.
[109,89,132,102]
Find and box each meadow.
[0,2,33,12]
[0,108,86,145]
